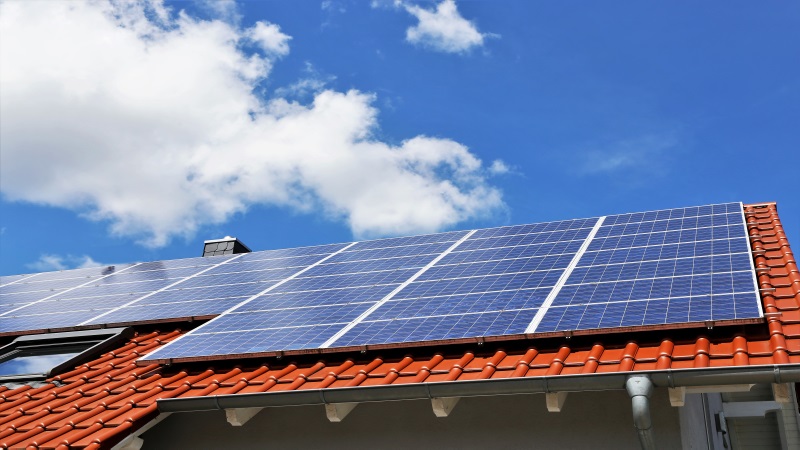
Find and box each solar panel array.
[140,202,761,362]
[1,202,762,363]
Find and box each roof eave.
[157,363,800,413]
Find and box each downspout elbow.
[626,375,656,450]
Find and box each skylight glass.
[0,350,84,376]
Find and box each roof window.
[0,328,133,387]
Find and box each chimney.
[202,236,251,257]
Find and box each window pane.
[0,351,82,376]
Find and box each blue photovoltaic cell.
[202,256,324,275]
[8,296,135,316]
[0,291,51,306]
[25,264,140,281]
[454,228,589,252]
[125,255,237,272]
[80,298,247,324]
[116,284,267,304]
[535,203,760,332]
[393,270,562,300]
[0,278,104,295]
[325,242,456,262]
[172,269,300,289]
[334,309,540,346]
[0,304,23,315]
[0,274,35,286]
[349,230,468,250]
[148,324,349,356]
[469,217,596,239]
[238,285,399,312]
[199,304,370,333]
[438,241,581,265]
[368,289,552,321]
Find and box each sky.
[0,0,798,276]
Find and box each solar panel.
[532,203,761,332]
[140,202,762,363]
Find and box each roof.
[1,202,798,449]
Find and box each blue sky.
[1,0,798,275]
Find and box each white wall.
[141,388,683,449]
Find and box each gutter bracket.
[546,392,568,412]
[225,407,263,426]
[431,397,460,417]
[325,402,357,422]
[668,387,685,407]
[319,389,358,422]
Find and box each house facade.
[1,202,798,449]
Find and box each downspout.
[626,375,655,450]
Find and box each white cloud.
[578,134,679,175]
[246,21,291,56]
[27,254,105,272]
[274,62,335,99]
[488,160,510,175]
[199,0,240,23]
[401,0,490,53]
[0,0,505,247]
